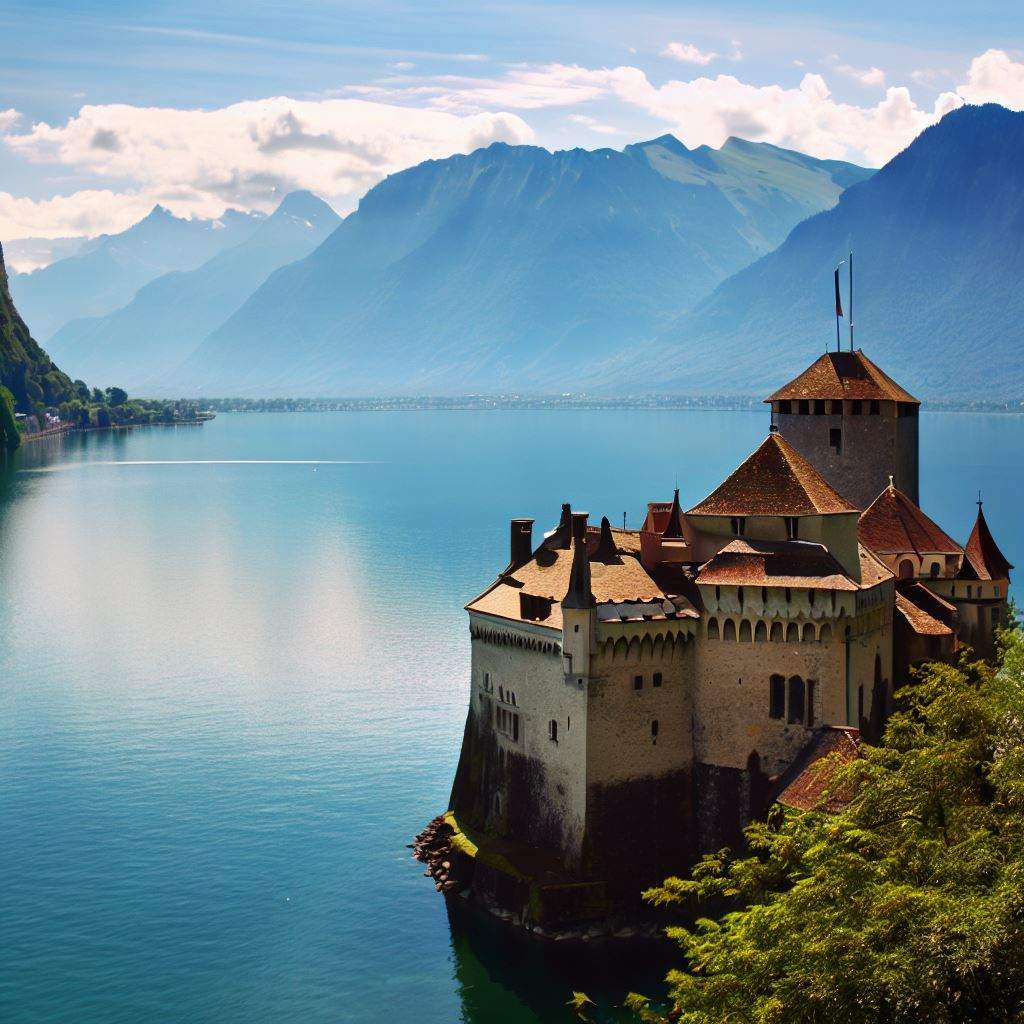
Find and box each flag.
[834,268,844,318]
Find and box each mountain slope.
[649,104,1024,398]
[0,242,76,415]
[9,205,265,341]
[167,136,869,396]
[47,192,340,389]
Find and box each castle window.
[770,621,783,642]
[786,517,799,540]
[769,675,785,719]
[829,427,842,454]
[653,672,663,688]
[549,719,558,743]
[739,620,752,642]
[707,617,720,640]
[930,562,940,578]
[788,676,805,724]
[813,400,826,415]
[754,621,767,643]
[797,400,809,414]
[851,400,862,415]
[634,675,643,690]
[898,559,914,580]
[723,619,737,642]
[870,400,880,415]
[737,587,745,609]
[801,623,815,642]
[786,622,800,643]
[806,681,816,727]
[779,400,792,414]
[651,720,659,742]
[731,516,746,536]
[715,585,721,602]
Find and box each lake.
[1,408,1020,1024]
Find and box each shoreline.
[18,415,214,446]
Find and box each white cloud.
[0,108,21,131]
[0,97,534,238]
[661,42,717,66]
[958,48,1024,106]
[837,64,886,87]
[0,189,156,241]
[567,113,619,135]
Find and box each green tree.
[105,386,128,407]
[0,383,19,451]
[629,631,1024,1024]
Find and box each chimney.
[563,513,595,610]
[509,518,534,569]
[593,515,620,563]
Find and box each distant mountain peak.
[273,190,338,223]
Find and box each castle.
[423,350,1013,931]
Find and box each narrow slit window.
[653,672,663,688]
[829,427,842,454]
[769,674,785,719]
[788,676,805,724]
[634,675,643,690]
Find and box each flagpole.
[848,250,854,351]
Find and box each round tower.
[765,350,919,510]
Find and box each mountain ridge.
[162,133,869,396]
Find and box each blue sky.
[1,0,1022,244]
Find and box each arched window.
[739,620,752,642]
[930,562,940,578]
[786,622,800,643]
[723,619,737,642]
[898,559,914,579]
[707,617,720,640]
[819,623,832,643]
[769,674,785,719]
[769,621,783,643]
[788,676,805,724]
[802,623,815,642]
[754,621,768,643]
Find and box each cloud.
[661,42,717,66]
[0,97,534,238]
[0,108,21,131]
[567,113,619,135]
[0,189,157,241]
[837,64,886,87]
[958,48,1024,106]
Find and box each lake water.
[1,409,1020,1024]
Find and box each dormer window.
[731,516,746,536]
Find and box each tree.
[95,406,111,428]
[629,630,1024,1024]
[0,384,19,451]
[105,386,128,407]
[91,387,104,404]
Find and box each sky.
[1,0,1023,244]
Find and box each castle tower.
[765,351,920,509]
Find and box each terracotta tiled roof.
[688,433,858,517]
[696,538,859,591]
[765,351,919,404]
[895,590,954,637]
[963,505,1013,581]
[776,728,861,813]
[858,484,962,556]
[859,544,895,588]
[466,523,672,629]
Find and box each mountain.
[0,242,77,416]
[649,104,1024,398]
[166,136,870,396]
[9,205,265,341]
[46,192,341,390]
